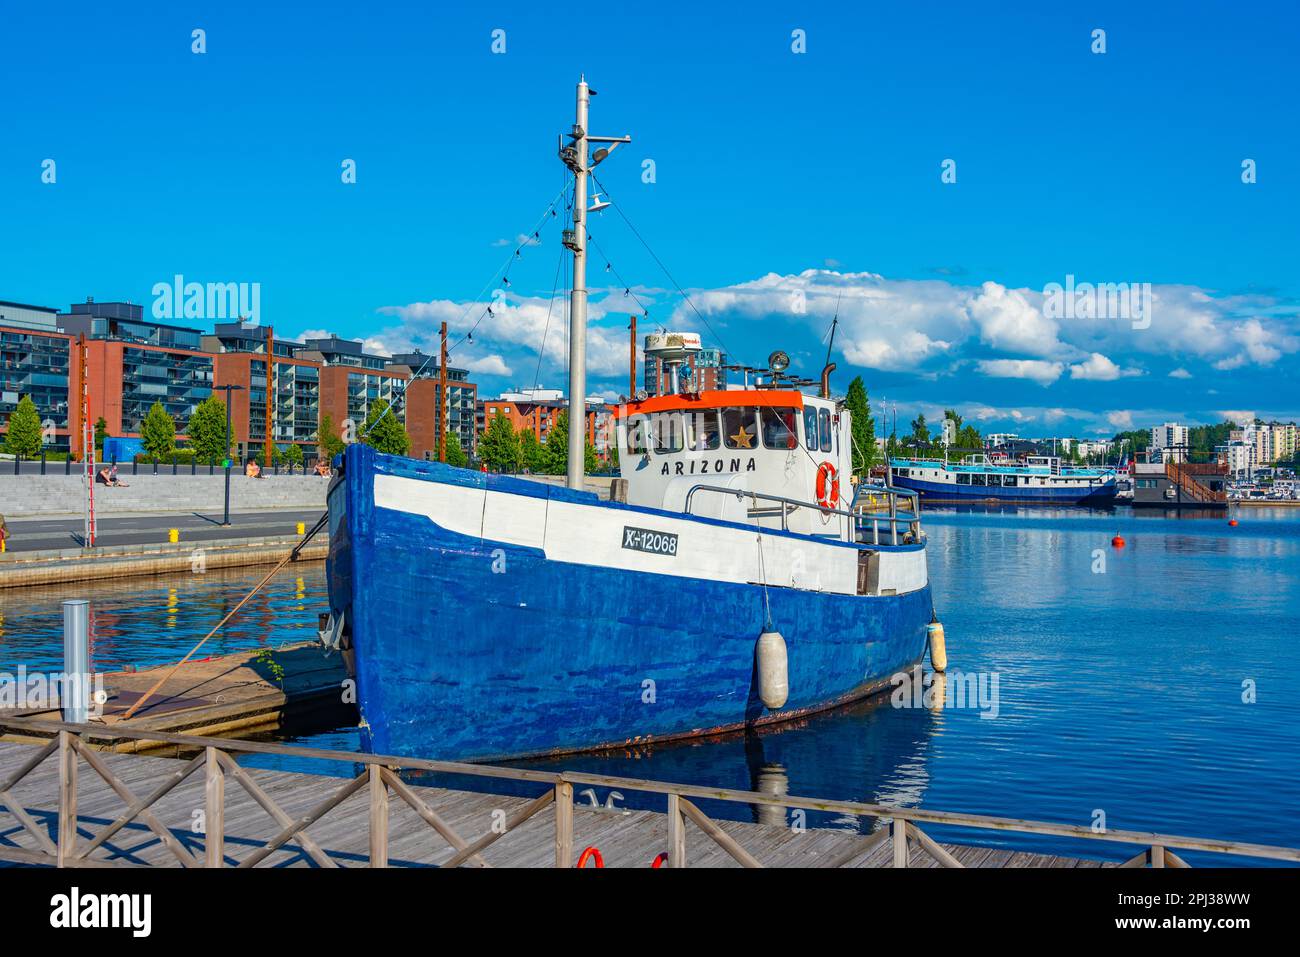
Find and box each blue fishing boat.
[889,453,1119,505]
[320,79,939,762]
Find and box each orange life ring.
[651,852,668,868]
[576,846,604,868]
[815,462,839,509]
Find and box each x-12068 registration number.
[621,526,679,556]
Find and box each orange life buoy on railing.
[815,462,839,509]
[576,846,604,868]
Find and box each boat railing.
[683,483,921,546]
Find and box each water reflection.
[0,564,329,674]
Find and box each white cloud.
[976,358,1065,386]
[1168,367,1192,379]
[1217,410,1255,426]
[461,354,512,376]
[666,269,1300,381]
[967,281,1064,357]
[492,233,541,248]
[1106,410,1135,429]
[1067,352,1143,381]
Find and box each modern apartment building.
[477,388,606,450]
[0,302,73,451]
[61,301,214,452]
[298,337,409,439]
[385,351,478,460]
[1149,422,1190,462]
[643,339,727,397]
[204,323,322,455]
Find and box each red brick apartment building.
[2,301,477,461]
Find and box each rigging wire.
[532,195,572,392]
[359,184,569,440]
[586,229,653,322]
[589,171,741,366]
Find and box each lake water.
[3,505,1297,864]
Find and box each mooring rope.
[120,512,329,720]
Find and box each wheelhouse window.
[972,473,987,486]
[685,410,720,450]
[818,408,832,452]
[652,412,684,453]
[956,473,971,484]
[626,416,648,454]
[803,408,818,450]
[760,406,799,449]
[722,407,758,449]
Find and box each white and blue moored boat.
[890,453,1119,505]
[320,79,937,762]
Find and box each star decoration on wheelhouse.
[729,426,753,448]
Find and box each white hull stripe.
[373,473,928,596]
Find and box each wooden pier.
[0,643,351,752]
[3,717,1297,869]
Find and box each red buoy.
[651,852,668,868]
[1111,534,1125,548]
[1228,519,1239,527]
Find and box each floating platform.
[0,642,351,752]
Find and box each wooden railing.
[2,717,1297,868]
[1166,461,1227,504]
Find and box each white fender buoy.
[756,630,789,709]
[927,619,948,673]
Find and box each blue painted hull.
[328,445,932,762]
[892,473,1119,505]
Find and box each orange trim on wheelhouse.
[612,389,806,418]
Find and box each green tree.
[283,443,304,469]
[140,400,177,460]
[93,416,108,451]
[543,410,599,475]
[519,428,545,472]
[444,432,467,467]
[844,376,877,477]
[187,395,229,463]
[360,399,411,456]
[317,412,346,460]
[956,424,982,448]
[478,411,522,472]
[3,395,43,457]
[910,413,930,448]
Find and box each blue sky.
[2,1,1297,438]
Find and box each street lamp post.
[214,384,244,527]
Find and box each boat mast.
[560,76,630,490]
